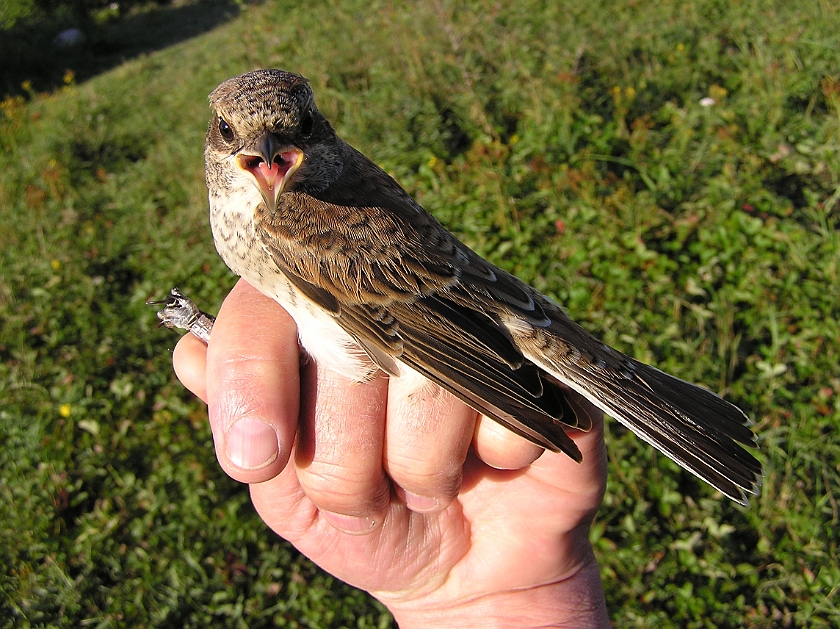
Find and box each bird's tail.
[528,327,762,504]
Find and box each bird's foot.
[147,287,215,345]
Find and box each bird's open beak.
[236,133,303,214]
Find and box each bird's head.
[205,69,342,214]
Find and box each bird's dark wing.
[268,253,586,459]
[349,296,591,458]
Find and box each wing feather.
[334,296,584,459]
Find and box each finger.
[205,279,301,484]
[531,392,607,506]
[173,332,209,403]
[294,362,392,534]
[384,372,476,513]
[472,414,545,470]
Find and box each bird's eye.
[299,108,314,138]
[218,118,234,142]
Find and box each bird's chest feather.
[209,188,378,381]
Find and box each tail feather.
[535,351,762,505]
[640,364,757,445]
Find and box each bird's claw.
[147,287,215,345]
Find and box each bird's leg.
[149,287,313,371]
[147,287,215,345]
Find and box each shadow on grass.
[0,0,242,99]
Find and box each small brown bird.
[204,69,761,504]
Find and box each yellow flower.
[51,259,61,270]
[427,156,438,168]
[709,84,728,101]
[59,404,72,418]
[677,43,685,52]
[625,87,636,99]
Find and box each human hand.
[173,279,609,628]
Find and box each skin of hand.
[173,279,610,628]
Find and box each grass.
[1,0,839,626]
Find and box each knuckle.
[299,463,390,514]
[386,455,463,498]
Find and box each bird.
[203,69,762,504]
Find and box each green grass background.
[2,0,839,626]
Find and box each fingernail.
[226,418,279,470]
[322,511,377,535]
[403,491,440,513]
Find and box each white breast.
[209,187,382,382]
